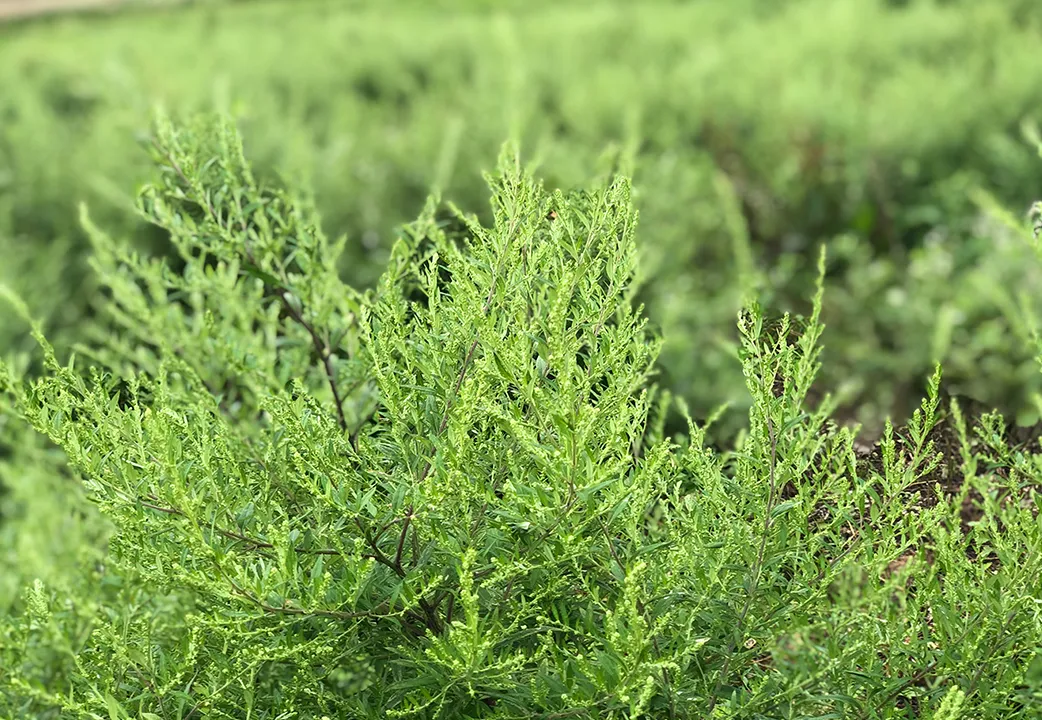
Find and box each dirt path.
[0,0,160,21]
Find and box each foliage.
[1,117,1041,719]
[2,0,1042,435]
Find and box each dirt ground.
[0,0,160,20]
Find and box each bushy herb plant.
[1,117,1040,719]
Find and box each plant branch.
[707,411,780,714]
[226,577,387,621]
[138,495,341,556]
[151,135,349,432]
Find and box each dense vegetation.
[1,0,1041,717]
[3,0,1042,430]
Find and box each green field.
[1,1,1042,717]
[2,0,1042,430]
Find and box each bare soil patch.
[0,0,176,21]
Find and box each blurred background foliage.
[3,0,1042,434]
[2,0,1042,606]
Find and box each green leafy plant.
[1,117,1040,719]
